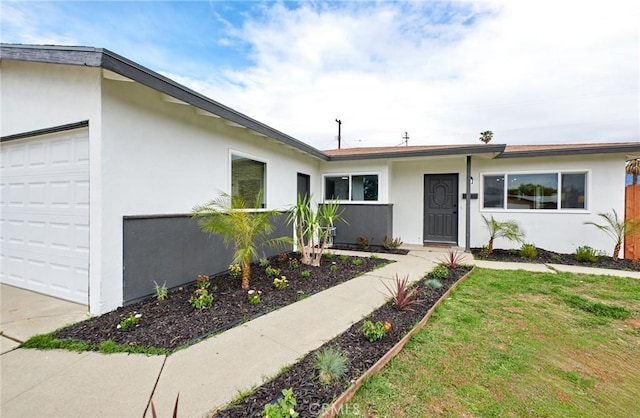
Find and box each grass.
[21,332,171,356]
[341,268,640,418]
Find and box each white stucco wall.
[99,77,320,312]
[472,155,626,254]
[390,156,469,245]
[390,153,628,255]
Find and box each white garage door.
[1,128,89,304]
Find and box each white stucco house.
[2,44,638,314]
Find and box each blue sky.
[2,1,639,150]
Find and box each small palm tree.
[192,193,291,290]
[479,131,493,144]
[481,215,525,254]
[626,158,640,185]
[584,209,639,260]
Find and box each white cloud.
[184,0,639,148]
[2,1,638,149]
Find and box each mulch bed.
[471,247,640,272]
[330,243,409,255]
[213,266,470,417]
[54,253,391,350]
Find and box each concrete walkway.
[2,247,638,418]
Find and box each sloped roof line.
[0,43,329,160]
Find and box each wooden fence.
[625,184,640,259]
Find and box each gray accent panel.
[329,204,393,245]
[122,213,292,305]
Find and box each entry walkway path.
[2,247,638,418]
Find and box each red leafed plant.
[382,274,418,311]
[150,393,179,418]
[437,249,466,269]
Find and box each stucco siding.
[473,154,626,255]
[99,77,319,312]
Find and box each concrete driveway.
[0,284,89,354]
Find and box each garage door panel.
[0,128,89,304]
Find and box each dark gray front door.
[424,174,458,244]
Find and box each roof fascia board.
[327,144,506,161]
[498,144,640,159]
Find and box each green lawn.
[341,268,640,418]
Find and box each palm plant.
[287,194,345,267]
[626,158,640,185]
[481,215,525,254]
[192,193,291,290]
[584,209,639,260]
[479,130,493,144]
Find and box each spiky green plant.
[314,347,348,385]
[584,209,639,260]
[286,194,346,267]
[481,215,525,254]
[192,193,291,290]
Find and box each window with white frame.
[231,153,266,208]
[482,172,586,210]
[324,174,379,201]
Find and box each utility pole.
[335,119,342,149]
[402,132,409,146]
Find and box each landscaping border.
[321,266,476,417]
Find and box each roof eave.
[498,144,640,159]
[327,144,507,161]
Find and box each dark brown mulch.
[330,243,410,255]
[471,247,640,272]
[213,267,470,417]
[54,253,391,350]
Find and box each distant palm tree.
[479,131,493,144]
[627,158,640,185]
[584,209,639,260]
[192,193,291,290]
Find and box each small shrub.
[329,263,338,273]
[431,265,449,280]
[479,245,491,258]
[323,252,335,259]
[520,243,538,259]
[338,254,348,262]
[277,253,289,262]
[153,281,168,301]
[196,274,210,289]
[382,236,403,250]
[370,254,379,260]
[265,266,282,278]
[314,347,348,385]
[438,249,465,269]
[228,264,242,278]
[117,312,141,330]
[189,288,213,309]
[247,290,261,305]
[360,319,390,343]
[357,236,371,251]
[262,388,298,418]
[273,276,289,290]
[300,270,311,279]
[351,257,364,266]
[288,258,300,269]
[259,258,270,268]
[424,278,443,289]
[382,274,417,311]
[575,246,599,263]
[551,254,562,262]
